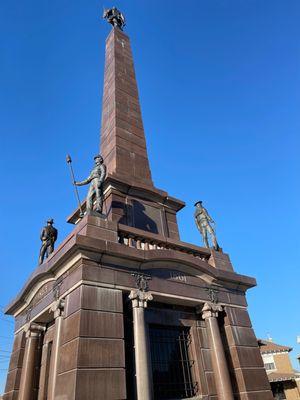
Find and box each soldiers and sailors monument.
[2,7,273,400]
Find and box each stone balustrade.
[118,225,210,261]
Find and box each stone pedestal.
[129,289,153,400]
[209,250,234,272]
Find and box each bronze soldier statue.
[194,201,220,251]
[75,155,107,215]
[103,7,125,30]
[39,219,58,265]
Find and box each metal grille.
[149,325,197,399]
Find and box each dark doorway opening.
[149,325,197,399]
[271,382,287,400]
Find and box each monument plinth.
[3,9,273,400]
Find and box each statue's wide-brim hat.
[94,154,103,161]
[47,218,54,224]
[194,201,203,206]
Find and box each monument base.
[86,210,107,219]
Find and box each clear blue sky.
[0,0,299,392]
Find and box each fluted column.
[49,299,65,400]
[200,302,234,400]
[129,289,153,400]
[19,323,45,400]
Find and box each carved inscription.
[30,282,52,307]
[169,271,187,283]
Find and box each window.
[264,362,276,370]
[262,354,276,371]
[149,325,197,399]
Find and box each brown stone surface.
[225,325,259,347]
[93,26,185,237]
[101,28,153,187]
[80,285,123,312]
[196,323,217,397]
[238,391,274,400]
[8,348,24,371]
[61,310,81,344]
[222,308,273,398]
[56,284,126,399]
[189,325,209,397]
[75,369,126,400]
[79,309,124,338]
[234,368,271,392]
[5,216,257,320]
[4,369,22,393]
[3,331,25,398]
[12,331,26,353]
[55,370,76,399]
[2,392,19,400]
[201,348,213,371]
[229,346,264,368]
[59,337,125,373]
[209,249,234,271]
[64,284,124,321]
[224,306,252,328]
[205,372,217,396]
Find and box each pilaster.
[19,323,45,400]
[129,288,153,400]
[48,299,65,400]
[199,302,234,400]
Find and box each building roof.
[258,339,292,354]
[267,372,297,383]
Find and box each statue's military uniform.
[194,203,219,250]
[39,222,58,265]
[76,156,107,213]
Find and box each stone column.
[129,289,153,400]
[200,302,234,400]
[19,323,45,400]
[49,299,65,400]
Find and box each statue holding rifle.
[39,218,58,265]
[194,201,220,251]
[74,155,107,215]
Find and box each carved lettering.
[169,271,187,283]
[30,282,52,307]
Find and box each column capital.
[198,302,223,320]
[129,289,153,308]
[49,299,65,318]
[24,322,46,338]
